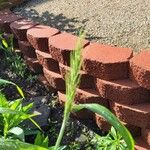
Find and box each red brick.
[37,75,57,93]
[110,102,150,128]
[75,88,108,106]
[58,91,93,119]
[10,19,37,41]
[130,50,150,90]
[49,32,89,65]
[142,128,150,146]
[83,43,133,80]
[95,114,141,136]
[36,50,60,72]
[43,67,65,91]
[27,25,59,51]
[24,57,42,74]
[96,79,150,105]
[0,14,22,33]
[135,137,150,150]
[58,89,108,119]
[95,114,111,132]
[18,40,36,58]
[59,63,95,89]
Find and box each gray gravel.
[13,0,150,51]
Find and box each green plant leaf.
[110,126,117,140]
[16,86,25,98]
[34,132,49,148]
[0,79,24,98]
[2,39,8,49]
[29,117,42,131]
[22,103,34,113]
[0,93,8,107]
[0,138,66,150]
[0,107,24,115]
[8,127,25,141]
[0,138,49,150]
[72,104,134,150]
[9,99,22,110]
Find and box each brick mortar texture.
[1,9,150,149]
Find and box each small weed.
[0,33,27,78]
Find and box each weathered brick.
[59,63,95,89]
[18,40,36,58]
[0,14,22,33]
[130,50,150,90]
[58,91,93,119]
[95,114,141,136]
[43,67,65,91]
[58,89,108,119]
[10,19,37,41]
[83,43,133,80]
[135,137,150,150]
[27,25,59,51]
[96,78,150,105]
[24,56,42,74]
[142,128,150,146]
[110,102,150,128]
[49,32,89,65]
[36,50,60,72]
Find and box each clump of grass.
[0,33,27,78]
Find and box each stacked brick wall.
[0,9,150,150]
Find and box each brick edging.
[0,9,150,149]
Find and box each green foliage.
[34,132,49,148]
[91,127,128,150]
[73,104,134,150]
[0,92,40,139]
[0,33,27,77]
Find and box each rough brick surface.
[24,57,42,74]
[75,88,108,106]
[58,89,108,119]
[96,79,150,105]
[27,25,59,51]
[111,102,150,128]
[10,19,37,41]
[36,50,60,72]
[130,50,150,90]
[0,14,22,33]
[142,128,150,145]
[135,137,150,150]
[43,68,65,91]
[58,91,93,119]
[59,63,95,89]
[83,43,133,80]
[49,32,89,65]
[95,114,141,137]
[18,40,36,58]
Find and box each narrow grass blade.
[0,79,24,98]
